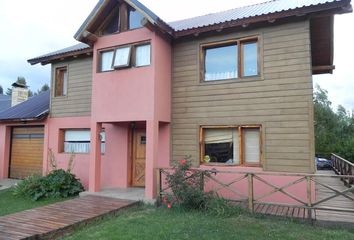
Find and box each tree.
[6,88,12,96]
[0,85,3,94]
[32,84,50,96]
[16,76,27,86]
[314,84,354,162]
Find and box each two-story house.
[0,0,351,201]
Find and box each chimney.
[11,82,29,107]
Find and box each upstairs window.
[242,41,258,77]
[135,44,151,67]
[99,43,151,72]
[129,9,144,30]
[54,67,67,97]
[204,45,237,81]
[97,3,145,36]
[101,51,114,72]
[201,37,259,81]
[200,126,261,166]
[102,10,119,35]
[113,46,132,68]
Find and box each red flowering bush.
[163,158,213,210]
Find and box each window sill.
[98,64,151,73]
[53,95,68,99]
[60,152,89,155]
[200,75,263,85]
[201,163,262,168]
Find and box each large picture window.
[200,126,261,166]
[60,129,106,154]
[201,37,259,81]
[64,130,90,153]
[99,43,151,72]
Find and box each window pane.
[64,142,90,153]
[244,128,260,164]
[55,67,67,97]
[64,130,90,142]
[243,42,258,77]
[103,10,119,35]
[135,44,151,67]
[129,9,144,29]
[204,128,239,164]
[233,130,240,165]
[62,70,68,96]
[113,47,131,67]
[205,45,237,81]
[101,51,114,72]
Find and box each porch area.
[80,187,145,202]
[88,120,170,200]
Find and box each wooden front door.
[131,129,146,187]
[9,127,44,179]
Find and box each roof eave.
[27,48,93,66]
[173,0,352,38]
[74,0,106,42]
[0,113,49,123]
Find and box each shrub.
[163,158,213,210]
[12,175,43,200]
[162,158,244,216]
[13,153,84,201]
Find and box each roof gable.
[74,0,173,44]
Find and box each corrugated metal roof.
[28,43,91,64]
[169,0,346,31]
[0,95,11,113]
[0,91,49,121]
[28,0,350,64]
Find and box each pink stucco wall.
[91,28,171,123]
[46,117,134,190]
[89,27,172,198]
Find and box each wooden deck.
[233,201,315,221]
[0,195,137,240]
[315,170,354,226]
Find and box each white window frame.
[113,46,132,68]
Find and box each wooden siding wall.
[172,20,315,173]
[51,57,93,117]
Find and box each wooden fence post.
[200,171,205,191]
[248,173,254,213]
[306,176,312,220]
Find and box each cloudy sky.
[0,0,353,110]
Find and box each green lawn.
[63,205,354,240]
[0,188,70,216]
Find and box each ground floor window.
[200,125,261,166]
[60,129,105,154]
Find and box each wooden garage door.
[9,127,44,179]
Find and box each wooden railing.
[331,153,354,186]
[157,168,354,219]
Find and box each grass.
[0,188,71,217]
[63,204,354,240]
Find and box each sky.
[0,0,353,110]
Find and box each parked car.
[316,157,333,170]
